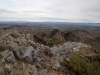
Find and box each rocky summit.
[0,29,98,75]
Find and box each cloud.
[22,11,48,14]
[38,17,68,21]
[0,0,100,22]
[0,16,69,22]
[0,9,17,13]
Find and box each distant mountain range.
[0,21,100,26]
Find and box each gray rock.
[66,57,70,62]
[13,46,35,63]
[39,70,48,75]
[52,60,60,70]
[0,50,15,63]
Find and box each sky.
[0,0,100,22]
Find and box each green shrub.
[61,52,100,75]
[69,52,86,75]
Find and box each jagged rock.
[79,47,98,61]
[48,72,58,75]
[10,31,20,39]
[13,46,35,63]
[25,34,33,41]
[15,37,28,46]
[66,57,70,62]
[50,29,60,38]
[29,42,37,49]
[0,50,15,63]
[39,70,48,75]
[8,42,18,49]
[39,70,60,75]
[52,59,60,70]
[0,29,98,75]
[64,31,80,42]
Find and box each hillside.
[0,28,99,75]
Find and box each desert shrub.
[60,52,100,75]
[60,60,68,67]
[86,61,100,75]
[68,52,86,75]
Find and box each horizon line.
[0,21,100,24]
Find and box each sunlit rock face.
[0,29,98,75]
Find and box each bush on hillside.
[60,52,100,75]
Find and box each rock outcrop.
[0,29,98,75]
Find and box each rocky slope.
[0,29,98,75]
[5,25,100,58]
[33,28,100,59]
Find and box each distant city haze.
[0,0,100,23]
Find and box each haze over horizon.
[0,0,100,23]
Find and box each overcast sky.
[0,0,100,22]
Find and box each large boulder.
[13,46,35,63]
